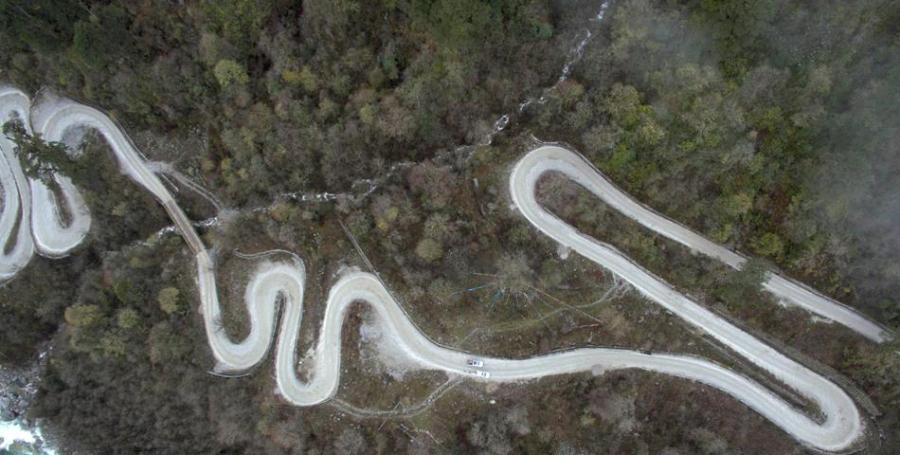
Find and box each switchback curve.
[0,87,90,277]
[0,89,888,452]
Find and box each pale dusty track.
[514,146,890,342]
[0,87,90,271]
[1,90,889,452]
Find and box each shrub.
[157,287,182,315]
[415,238,444,262]
[116,308,141,330]
[213,59,249,88]
[64,304,104,328]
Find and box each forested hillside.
[1,0,898,453]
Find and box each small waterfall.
[206,0,615,209]
[472,0,614,156]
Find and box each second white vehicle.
[466,369,491,379]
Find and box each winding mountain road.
[0,88,891,452]
[0,88,34,279]
[0,87,90,273]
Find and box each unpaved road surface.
[1,89,891,452]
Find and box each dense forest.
[1,0,898,453]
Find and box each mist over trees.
[555,0,900,327]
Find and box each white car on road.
[467,358,484,367]
[466,369,491,379]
